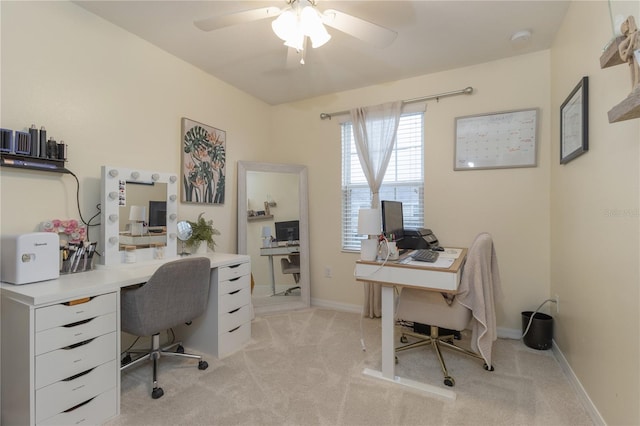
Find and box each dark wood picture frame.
[560,76,589,164]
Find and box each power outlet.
[554,294,560,314]
[324,266,333,278]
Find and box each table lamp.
[358,208,381,261]
[129,205,146,236]
[261,226,272,248]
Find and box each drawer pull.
[64,297,92,306]
[64,396,95,413]
[65,337,95,350]
[64,367,95,382]
[228,307,240,314]
[229,264,241,269]
[228,326,241,333]
[229,277,240,282]
[229,289,241,295]
[64,317,95,328]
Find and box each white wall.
[550,1,640,425]
[272,51,552,330]
[0,1,273,253]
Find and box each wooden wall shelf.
[247,215,273,221]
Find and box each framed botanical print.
[181,118,226,204]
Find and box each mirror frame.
[98,165,179,267]
[237,161,310,313]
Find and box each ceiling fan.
[194,0,397,65]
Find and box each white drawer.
[36,332,116,389]
[36,293,117,332]
[38,386,117,426]
[219,274,250,296]
[36,360,117,423]
[36,312,117,356]
[218,322,250,358]
[218,262,250,282]
[219,303,251,334]
[219,287,250,312]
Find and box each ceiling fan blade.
[194,6,281,32]
[322,9,397,48]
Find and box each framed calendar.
[454,108,538,170]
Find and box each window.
[341,111,424,251]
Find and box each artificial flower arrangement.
[41,219,87,244]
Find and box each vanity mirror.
[99,166,179,266]
[238,161,309,314]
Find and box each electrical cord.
[65,168,101,242]
[521,298,557,339]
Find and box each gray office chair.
[395,233,501,387]
[279,255,300,295]
[120,257,211,399]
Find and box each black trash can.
[521,311,553,350]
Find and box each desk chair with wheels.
[279,255,300,295]
[396,233,502,387]
[120,257,211,399]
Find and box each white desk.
[260,244,300,294]
[1,252,250,425]
[354,248,467,400]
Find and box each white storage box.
[1,232,60,284]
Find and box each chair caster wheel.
[198,360,208,370]
[443,376,455,387]
[121,354,132,367]
[152,387,164,399]
[484,363,494,371]
[400,335,408,344]
[176,345,185,354]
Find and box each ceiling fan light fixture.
[272,10,297,41]
[300,6,331,48]
[271,3,331,51]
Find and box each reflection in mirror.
[238,162,309,315]
[176,220,192,256]
[118,182,167,251]
[99,166,178,266]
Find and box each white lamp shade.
[301,6,331,48]
[272,10,296,41]
[358,208,381,236]
[129,205,146,222]
[261,226,272,238]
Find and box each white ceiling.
[74,1,570,105]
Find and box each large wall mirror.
[238,161,310,314]
[98,165,179,267]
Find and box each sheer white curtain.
[350,101,402,318]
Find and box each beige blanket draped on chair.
[456,232,503,367]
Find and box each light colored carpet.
[107,308,594,426]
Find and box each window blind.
[341,112,424,251]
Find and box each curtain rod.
[319,86,474,120]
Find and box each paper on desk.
[438,248,463,259]
[407,257,455,269]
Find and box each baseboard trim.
[552,341,606,426]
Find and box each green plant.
[186,212,220,250]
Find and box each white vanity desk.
[1,252,251,426]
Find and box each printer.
[396,228,440,250]
[1,232,60,285]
